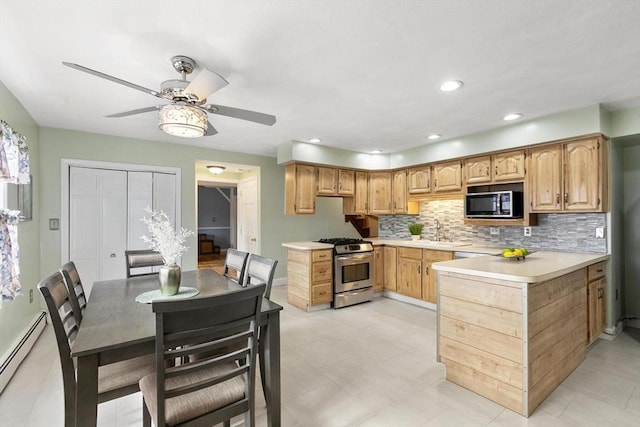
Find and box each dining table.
[70,269,283,427]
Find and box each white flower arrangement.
[141,208,193,266]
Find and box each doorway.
[196,161,260,272]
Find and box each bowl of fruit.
[500,247,530,261]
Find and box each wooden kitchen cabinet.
[368,171,392,214]
[392,169,408,214]
[338,169,355,196]
[465,156,491,184]
[285,163,316,215]
[530,136,607,213]
[493,150,526,182]
[287,248,332,311]
[317,166,337,195]
[408,166,431,194]
[422,250,453,303]
[354,171,369,214]
[383,246,397,291]
[433,160,463,192]
[587,261,607,344]
[373,246,384,292]
[396,247,423,299]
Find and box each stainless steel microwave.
[465,191,523,218]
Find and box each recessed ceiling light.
[503,113,523,121]
[370,149,383,154]
[427,134,441,140]
[309,138,321,143]
[440,80,464,92]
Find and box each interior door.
[237,176,259,253]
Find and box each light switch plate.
[490,227,500,236]
[524,227,532,237]
[595,227,605,238]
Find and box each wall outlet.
[595,227,605,239]
[490,227,500,236]
[524,227,532,237]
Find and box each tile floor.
[1,286,639,427]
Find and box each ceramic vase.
[410,234,421,241]
[159,264,181,296]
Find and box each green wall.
[0,82,41,358]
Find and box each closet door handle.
[110,253,116,258]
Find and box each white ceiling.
[1,1,639,157]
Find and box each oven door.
[334,252,373,293]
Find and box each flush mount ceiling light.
[503,113,523,121]
[427,134,442,140]
[206,165,226,174]
[309,138,322,143]
[159,104,208,138]
[439,80,464,92]
[370,149,383,154]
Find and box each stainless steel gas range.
[316,238,374,308]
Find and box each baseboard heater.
[0,311,47,394]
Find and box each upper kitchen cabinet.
[317,167,356,196]
[316,166,337,195]
[344,171,369,214]
[285,163,316,215]
[368,171,393,214]
[408,166,431,194]
[433,160,463,192]
[392,170,408,214]
[464,150,525,185]
[530,136,607,213]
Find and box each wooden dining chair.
[243,254,278,299]
[140,283,266,427]
[223,248,249,284]
[60,261,87,323]
[37,271,156,427]
[125,249,165,278]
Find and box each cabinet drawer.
[312,261,332,282]
[423,250,454,262]
[397,247,423,259]
[588,262,606,281]
[312,283,332,304]
[312,249,332,262]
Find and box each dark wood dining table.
[70,269,283,427]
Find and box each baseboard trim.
[383,291,437,311]
[272,277,287,287]
[0,311,47,394]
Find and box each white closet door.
[128,172,153,250]
[69,167,127,291]
[153,172,176,227]
[238,176,258,254]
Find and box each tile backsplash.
[378,199,607,253]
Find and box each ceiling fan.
[62,55,276,138]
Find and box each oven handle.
[335,253,374,263]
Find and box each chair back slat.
[244,255,278,299]
[150,283,265,426]
[223,249,249,283]
[125,250,164,278]
[60,261,87,323]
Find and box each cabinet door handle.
[418,265,421,274]
[495,165,498,175]
[556,193,560,204]
[487,167,490,176]
[434,178,438,187]
[564,193,568,203]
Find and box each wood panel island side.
[432,251,609,417]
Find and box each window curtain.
[0,120,30,307]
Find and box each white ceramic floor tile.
[561,364,637,410]
[535,384,577,418]
[559,393,640,427]
[488,408,580,426]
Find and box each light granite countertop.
[281,239,504,254]
[432,250,609,283]
[281,241,334,250]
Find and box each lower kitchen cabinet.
[587,261,607,343]
[287,248,332,311]
[422,250,453,303]
[396,247,423,299]
[373,246,384,292]
[383,246,397,291]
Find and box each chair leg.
[258,338,268,404]
[223,420,231,427]
[142,400,151,427]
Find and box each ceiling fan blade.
[204,104,277,126]
[184,69,228,101]
[205,122,218,136]
[62,62,161,98]
[106,106,162,118]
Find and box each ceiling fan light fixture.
[159,104,207,138]
[207,165,226,174]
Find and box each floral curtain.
[0,120,30,307]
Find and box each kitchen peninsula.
[432,251,609,417]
